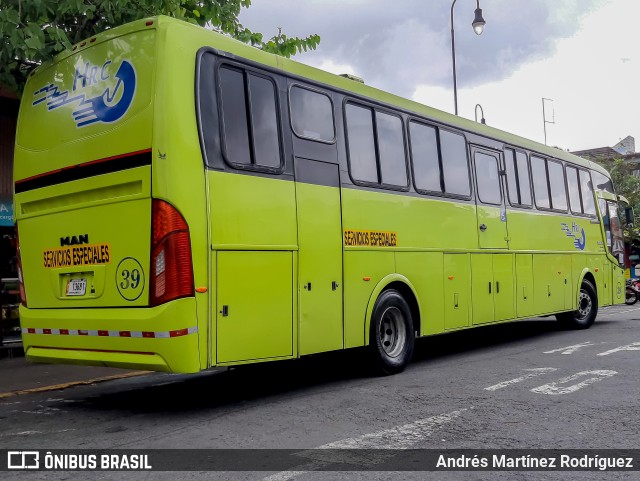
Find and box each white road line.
[597,342,640,356]
[484,368,557,391]
[543,342,594,355]
[531,370,617,395]
[600,305,640,317]
[0,428,75,438]
[262,408,467,481]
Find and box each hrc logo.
[561,222,586,251]
[32,59,136,128]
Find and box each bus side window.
[505,149,532,207]
[219,65,283,171]
[219,67,251,166]
[375,111,407,187]
[547,160,567,211]
[290,86,335,143]
[345,103,378,184]
[345,103,408,188]
[580,170,597,215]
[474,152,501,205]
[566,166,582,214]
[531,156,550,209]
[440,130,470,196]
[409,121,442,193]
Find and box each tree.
[0,0,320,95]
[593,157,640,241]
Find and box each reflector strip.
[24,326,197,338]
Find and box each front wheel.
[556,279,598,329]
[368,289,415,375]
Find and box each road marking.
[0,428,75,438]
[600,305,640,317]
[484,368,557,391]
[0,371,149,399]
[597,342,640,357]
[531,370,617,395]
[262,408,467,481]
[20,406,63,415]
[543,342,594,355]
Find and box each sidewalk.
[0,353,148,398]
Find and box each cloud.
[240,0,604,96]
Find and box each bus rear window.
[219,65,282,171]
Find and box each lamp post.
[450,0,486,115]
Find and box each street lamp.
[450,0,486,115]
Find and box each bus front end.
[14,19,202,373]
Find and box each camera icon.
[7,451,40,469]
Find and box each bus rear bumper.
[19,298,201,373]
[24,346,170,372]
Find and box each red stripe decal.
[27,328,35,334]
[119,331,131,337]
[98,330,109,337]
[60,329,69,335]
[43,329,52,335]
[170,328,188,338]
[142,332,155,338]
[79,330,89,336]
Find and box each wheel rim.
[379,306,406,358]
[577,289,592,319]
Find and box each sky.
[239,0,639,152]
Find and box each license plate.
[66,278,87,296]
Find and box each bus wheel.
[369,289,415,375]
[556,279,598,329]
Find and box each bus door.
[472,147,509,249]
[289,85,343,355]
[471,147,515,324]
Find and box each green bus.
[14,16,627,375]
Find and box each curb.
[0,371,149,399]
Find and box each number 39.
[120,269,141,289]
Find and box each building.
[571,135,640,175]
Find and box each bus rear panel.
[14,20,201,373]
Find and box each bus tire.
[556,279,598,329]
[368,289,415,375]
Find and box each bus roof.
[40,15,609,178]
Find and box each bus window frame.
[579,169,598,218]
[503,146,533,209]
[407,118,444,196]
[473,148,503,206]
[546,158,569,213]
[407,116,473,201]
[531,155,569,213]
[437,126,473,199]
[288,83,337,145]
[343,98,410,192]
[216,61,286,175]
[565,165,598,218]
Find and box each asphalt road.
[2,304,640,480]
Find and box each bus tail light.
[15,226,27,307]
[150,200,194,306]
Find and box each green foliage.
[0,0,320,95]
[594,158,640,241]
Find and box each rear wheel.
[368,289,415,375]
[556,279,598,329]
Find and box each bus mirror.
[624,206,634,226]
